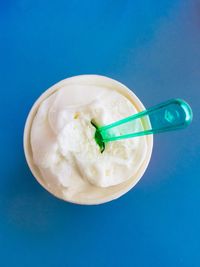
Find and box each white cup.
[24,75,153,205]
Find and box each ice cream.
[30,79,147,200]
[24,75,153,204]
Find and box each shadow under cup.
[23,75,153,205]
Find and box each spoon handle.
[99,98,193,142]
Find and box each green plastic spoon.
[91,98,193,153]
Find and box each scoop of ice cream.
[30,84,147,197]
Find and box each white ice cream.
[31,83,147,198]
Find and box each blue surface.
[0,1,200,266]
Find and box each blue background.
[0,1,200,266]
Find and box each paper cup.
[24,75,153,205]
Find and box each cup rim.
[23,74,153,205]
